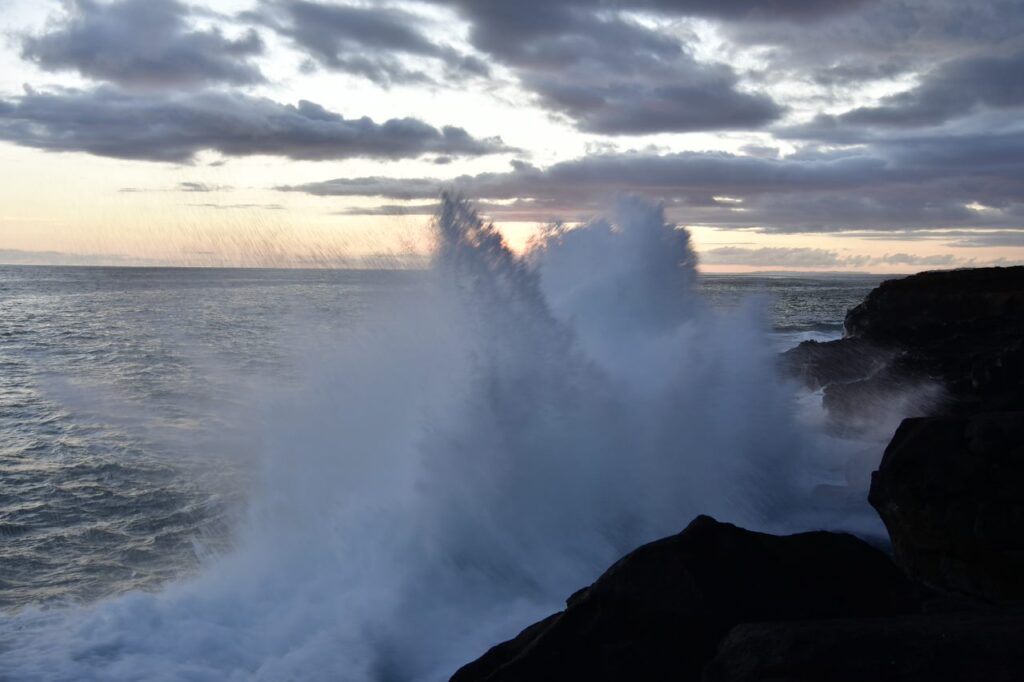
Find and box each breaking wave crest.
[0,195,866,681]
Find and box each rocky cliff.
[783,265,1024,424]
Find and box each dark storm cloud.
[250,1,488,85]
[426,1,784,134]
[0,87,510,163]
[281,127,1024,232]
[20,0,265,88]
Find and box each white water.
[0,196,878,681]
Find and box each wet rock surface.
[869,412,1024,603]
[703,608,1024,682]
[783,266,1024,422]
[449,516,919,682]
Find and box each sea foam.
[0,195,869,681]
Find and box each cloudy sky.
[1,0,1023,271]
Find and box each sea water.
[0,199,887,680]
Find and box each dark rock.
[703,608,1024,682]
[844,266,1024,346]
[779,337,891,391]
[450,516,920,682]
[869,413,1024,603]
[450,613,563,682]
[782,266,1024,423]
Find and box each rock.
[703,608,1024,682]
[449,516,919,682]
[869,413,1024,603]
[779,337,891,391]
[844,266,1024,346]
[782,266,1024,424]
[820,365,947,437]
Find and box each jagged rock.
[782,266,1024,423]
[449,516,919,682]
[844,266,1024,346]
[703,608,1024,682]
[779,337,891,391]
[869,413,1024,603]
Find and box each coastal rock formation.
[703,608,1024,682]
[450,516,919,682]
[778,336,891,391]
[869,412,1024,603]
[844,266,1024,348]
[782,266,1024,422]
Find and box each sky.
[1,0,1023,272]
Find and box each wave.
[0,195,871,681]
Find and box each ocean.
[0,266,426,609]
[0,209,891,680]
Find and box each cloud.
[281,128,1024,232]
[285,151,890,202]
[866,252,959,266]
[187,203,284,210]
[332,203,438,216]
[701,246,850,268]
[700,246,959,268]
[6,0,1024,247]
[251,1,488,85]
[119,181,231,192]
[944,231,1024,248]
[720,0,1024,97]
[429,1,784,134]
[288,176,446,201]
[418,0,876,136]
[624,0,871,22]
[0,87,511,163]
[526,59,784,135]
[790,49,1024,137]
[20,0,265,88]
[178,181,228,192]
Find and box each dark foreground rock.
[782,266,1024,422]
[704,608,1024,682]
[450,516,919,682]
[869,412,1024,603]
